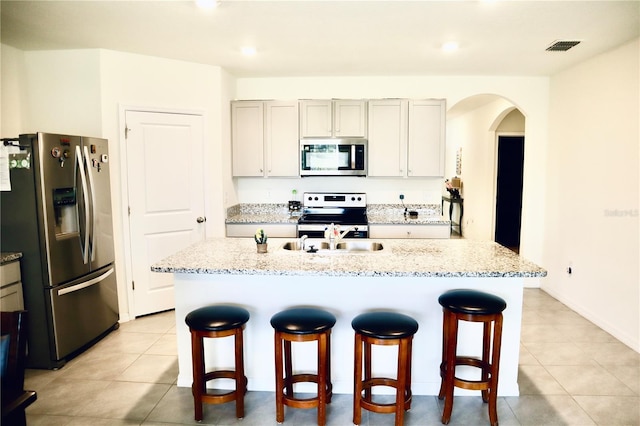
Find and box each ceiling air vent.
[546,40,581,52]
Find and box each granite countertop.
[152,237,546,278]
[224,203,450,226]
[366,211,450,225]
[1,252,22,265]
[225,203,299,224]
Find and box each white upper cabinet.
[265,101,300,177]
[232,100,299,177]
[368,99,445,178]
[367,99,408,177]
[407,99,446,177]
[300,100,367,138]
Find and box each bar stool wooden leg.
[191,331,205,421]
[234,327,246,419]
[353,333,363,425]
[488,315,503,426]
[441,311,459,425]
[395,338,409,426]
[284,340,294,397]
[275,330,285,423]
[317,333,328,426]
[405,337,414,411]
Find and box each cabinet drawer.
[0,283,24,311]
[226,224,297,238]
[0,261,21,287]
[369,224,450,239]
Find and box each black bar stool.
[437,289,507,426]
[352,311,419,426]
[270,307,336,426]
[185,305,250,422]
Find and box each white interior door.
[125,110,205,317]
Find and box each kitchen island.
[152,237,546,396]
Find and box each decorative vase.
[256,243,268,253]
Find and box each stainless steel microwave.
[300,139,367,176]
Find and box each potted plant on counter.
[255,228,268,253]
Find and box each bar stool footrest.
[197,370,248,405]
[281,373,333,408]
[439,357,493,392]
[359,377,412,414]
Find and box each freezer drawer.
[49,266,119,360]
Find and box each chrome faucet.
[337,226,354,241]
[325,224,355,249]
[299,234,308,251]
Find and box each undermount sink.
[335,241,384,252]
[281,241,383,252]
[281,241,330,251]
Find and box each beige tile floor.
[25,289,639,425]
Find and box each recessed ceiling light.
[241,46,257,56]
[195,0,219,10]
[441,41,459,53]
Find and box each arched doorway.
[446,95,525,250]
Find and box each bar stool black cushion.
[270,307,336,334]
[351,311,419,338]
[438,289,506,315]
[186,305,250,331]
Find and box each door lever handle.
[196,217,206,223]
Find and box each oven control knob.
[314,197,319,201]
[308,196,313,201]
[357,197,362,201]
[351,196,355,201]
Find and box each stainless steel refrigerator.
[1,132,119,369]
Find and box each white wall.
[22,50,103,136]
[543,38,639,351]
[0,44,27,138]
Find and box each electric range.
[297,192,368,238]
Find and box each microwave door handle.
[76,146,90,264]
[83,146,97,262]
[351,145,355,169]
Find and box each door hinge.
[125,125,131,139]
[128,206,131,216]
[132,280,135,290]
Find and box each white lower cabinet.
[1,260,25,311]
[226,224,297,238]
[369,224,450,239]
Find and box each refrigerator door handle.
[76,146,90,264]
[57,267,114,296]
[84,146,97,262]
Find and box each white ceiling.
[1,1,638,78]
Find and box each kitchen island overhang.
[153,238,546,397]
